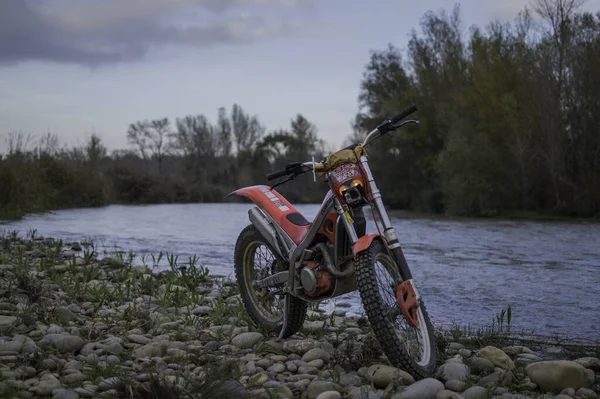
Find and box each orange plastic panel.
[229,185,311,245]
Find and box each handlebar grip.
[266,169,288,181]
[390,104,418,125]
[266,162,304,181]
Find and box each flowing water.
[2,203,599,340]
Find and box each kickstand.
[276,294,290,341]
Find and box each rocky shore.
[0,232,598,399]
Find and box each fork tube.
[360,156,392,229]
[360,156,413,280]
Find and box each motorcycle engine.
[300,260,333,297]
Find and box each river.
[2,203,599,341]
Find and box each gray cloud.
[0,0,310,66]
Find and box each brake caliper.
[396,279,420,328]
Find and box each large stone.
[302,348,330,363]
[575,357,600,372]
[0,339,22,353]
[367,364,414,389]
[392,378,445,399]
[306,381,342,399]
[55,306,81,323]
[466,357,495,375]
[40,334,85,353]
[131,342,168,359]
[231,332,264,349]
[435,363,470,382]
[526,360,588,392]
[436,390,465,399]
[34,374,62,396]
[461,386,489,399]
[283,339,321,354]
[478,346,514,370]
[315,392,342,399]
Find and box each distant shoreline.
[3,201,599,224]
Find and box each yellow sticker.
[344,211,354,224]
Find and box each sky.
[1,0,599,154]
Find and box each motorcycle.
[226,104,437,378]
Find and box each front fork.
[357,156,421,328]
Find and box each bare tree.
[231,104,264,154]
[127,121,150,163]
[127,118,171,173]
[148,118,171,174]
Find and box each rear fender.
[226,185,311,246]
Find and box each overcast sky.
[1,0,599,154]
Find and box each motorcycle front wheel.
[355,239,437,379]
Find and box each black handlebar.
[376,104,418,135]
[390,104,418,125]
[266,162,303,181]
[266,104,418,181]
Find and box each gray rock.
[40,334,85,353]
[231,332,264,349]
[127,334,151,345]
[316,392,342,399]
[445,380,466,392]
[367,364,414,389]
[392,378,444,399]
[308,359,325,369]
[339,372,362,386]
[478,370,512,388]
[575,387,598,398]
[467,357,495,375]
[436,390,465,399]
[307,381,342,399]
[0,316,17,328]
[560,387,576,396]
[204,341,220,351]
[283,339,321,354]
[461,386,489,399]
[575,357,600,372]
[52,389,80,399]
[63,373,89,384]
[302,348,331,363]
[268,363,286,373]
[436,363,470,382]
[34,374,62,396]
[131,342,168,359]
[55,306,81,323]
[525,360,588,392]
[349,385,381,399]
[0,339,22,353]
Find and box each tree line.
[1,0,599,220]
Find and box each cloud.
[0,0,311,67]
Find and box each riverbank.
[0,233,598,399]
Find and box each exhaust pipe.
[248,207,285,257]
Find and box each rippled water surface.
[3,203,599,340]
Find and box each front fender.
[352,233,382,255]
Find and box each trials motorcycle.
[226,104,437,378]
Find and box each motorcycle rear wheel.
[234,224,307,338]
[355,239,437,379]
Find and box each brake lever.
[391,119,420,130]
